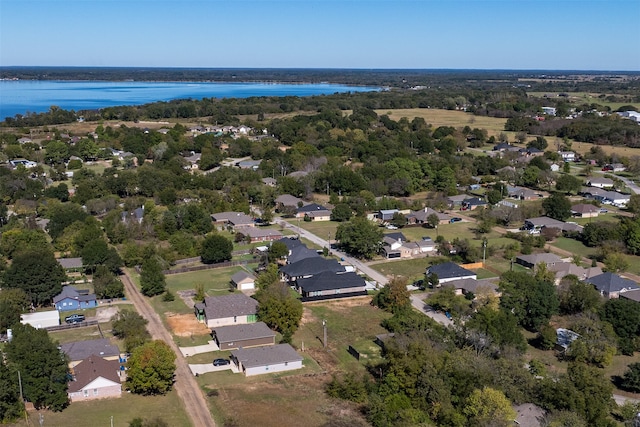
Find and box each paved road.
[410,293,453,327]
[276,219,390,285]
[122,270,216,427]
[613,393,640,406]
[593,169,640,195]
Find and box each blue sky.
[1,0,639,70]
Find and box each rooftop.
[231,343,302,368]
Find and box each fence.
[172,250,252,266]
[164,260,248,275]
[47,320,98,331]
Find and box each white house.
[20,310,60,329]
[231,344,303,376]
[67,355,122,402]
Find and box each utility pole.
[482,238,487,265]
[322,319,327,348]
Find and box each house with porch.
[296,203,332,221]
[67,355,122,402]
[406,207,451,225]
[53,286,98,312]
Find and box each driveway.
[189,363,237,376]
[276,219,390,286]
[410,293,453,327]
[179,341,219,357]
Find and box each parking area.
[189,362,238,376]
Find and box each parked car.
[386,224,398,230]
[65,314,85,324]
[213,358,230,366]
[449,217,462,223]
[600,208,608,213]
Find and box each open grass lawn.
[369,258,429,283]
[552,237,597,258]
[377,108,508,134]
[18,391,192,427]
[165,266,247,294]
[526,91,639,112]
[49,322,115,345]
[288,219,339,240]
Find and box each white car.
[386,225,398,230]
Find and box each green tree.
[463,387,516,427]
[425,286,472,318]
[604,252,629,273]
[389,212,407,228]
[372,277,411,314]
[46,202,88,241]
[0,228,49,259]
[499,271,559,331]
[335,217,383,259]
[3,248,66,306]
[255,282,302,343]
[558,277,602,315]
[126,340,176,395]
[44,140,69,165]
[112,309,151,352]
[200,234,233,264]
[92,265,124,299]
[600,297,640,354]
[80,239,123,273]
[267,241,288,263]
[426,213,440,229]
[330,203,353,222]
[5,324,69,411]
[0,359,24,423]
[0,288,31,333]
[621,363,640,393]
[555,174,583,194]
[543,192,572,221]
[140,257,166,297]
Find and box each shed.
[212,322,276,351]
[230,271,257,291]
[20,310,60,329]
[231,343,303,376]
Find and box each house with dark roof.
[280,257,345,282]
[376,209,399,222]
[231,343,303,376]
[426,262,477,284]
[584,272,640,299]
[295,271,367,300]
[507,186,539,201]
[212,322,276,351]
[296,203,332,221]
[287,246,320,264]
[406,207,451,225]
[60,338,121,368]
[524,217,583,234]
[515,253,563,269]
[275,194,303,210]
[67,355,122,402]
[446,194,468,208]
[230,271,257,291]
[462,197,488,211]
[121,207,144,224]
[211,212,255,229]
[194,293,258,328]
[442,278,499,297]
[53,286,97,312]
[621,289,640,304]
[548,262,602,285]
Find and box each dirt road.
[121,270,216,427]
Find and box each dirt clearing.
[165,313,211,337]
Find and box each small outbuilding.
[20,310,60,329]
[230,271,257,291]
[212,322,276,351]
[231,343,303,376]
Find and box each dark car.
[213,358,230,366]
[65,314,85,324]
[449,217,462,223]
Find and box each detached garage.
[231,344,303,376]
[21,310,60,329]
[212,322,276,351]
[230,271,256,291]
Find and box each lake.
[0,80,379,120]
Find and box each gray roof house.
[212,322,276,351]
[57,257,84,270]
[524,217,583,233]
[548,262,602,284]
[230,271,257,291]
[406,207,451,225]
[275,194,303,208]
[211,212,255,228]
[585,272,640,299]
[195,293,258,328]
[280,257,346,281]
[67,355,122,402]
[231,343,303,376]
[60,338,121,367]
[426,262,477,284]
[442,278,499,297]
[515,253,563,269]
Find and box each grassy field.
[16,391,192,427]
[369,258,430,283]
[552,237,598,259]
[377,108,507,133]
[49,322,115,345]
[526,91,639,112]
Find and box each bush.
[162,290,175,302]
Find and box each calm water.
[0,80,379,120]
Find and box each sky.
[1,0,639,71]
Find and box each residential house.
[67,355,122,402]
[620,289,640,304]
[9,159,38,169]
[235,226,283,243]
[60,338,121,368]
[406,207,451,225]
[261,177,277,187]
[585,272,640,299]
[507,186,539,201]
[462,197,488,211]
[586,177,614,188]
[211,212,255,229]
[194,293,258,328]
[121,207,144,224]
[53,286,98,312]
[542,107,557,116]
[515,253,563,269]
[446,194,468,208]
[493,142,519,152]
[183,152,201,170]
[275,194,303,212]
[18,137,32,144]
[523,217,583,234]
[212,322,276,351]
[520,147,544,157]
[57,257,84,272]
[236,159,262,170]
[548,262,602,285]
[580,187,630,207]
[230,343,303,376]
[280,257,346,282]
[295,271,367,300]
[296,203,332,221]
[558,151,576,162]
[20,310,60,329]
[376,209,399,222]
[426,262,477,284]
[571,204,599,218]
[230,271,257,291]
[442,278,499,297]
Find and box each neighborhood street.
[121,270,216,427]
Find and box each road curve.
[121,270,216,427]
[276,219,390,285]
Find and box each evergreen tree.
[140,257,166,296]
[3,248,66,306]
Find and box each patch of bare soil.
[177,289,196,308]
[165,313,211,337]
[94,306,120,322]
